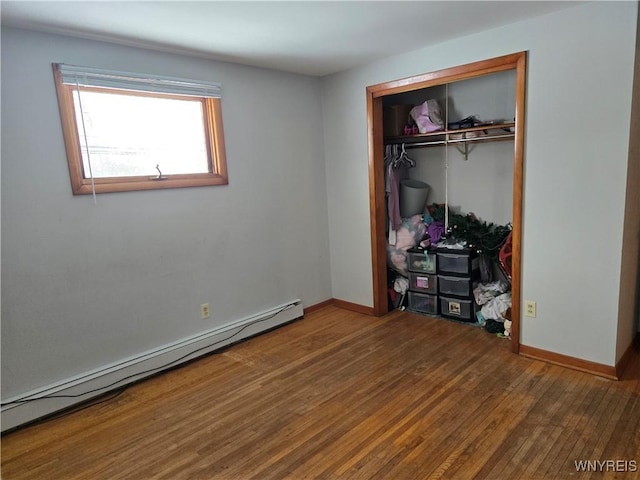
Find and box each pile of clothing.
[473,280,512,337]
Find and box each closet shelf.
[385,122,515,148]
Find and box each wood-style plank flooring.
[2,306,639,479]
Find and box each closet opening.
[366,52,526,353]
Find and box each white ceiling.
[1,1,578,76]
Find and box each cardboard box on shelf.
[383,104,414,137]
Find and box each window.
[53,64,228,194]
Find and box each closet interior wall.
[383,69,516,227]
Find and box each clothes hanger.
[397,143,415,168]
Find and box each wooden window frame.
[53,64,228,195]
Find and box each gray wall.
[1,28,332,398]
[616,4,640,358]
[321,2,638,366]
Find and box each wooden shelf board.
[385,122,515,145]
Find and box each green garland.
[429,204,511,258]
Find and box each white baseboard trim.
[1,300,303,432]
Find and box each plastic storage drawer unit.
[438,275,477,298]
[408,291,438,315]
[439,296,475,322]
[436,249,479,276]
[407,248,437,274]
[409,272,438,294]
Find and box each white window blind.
[56,63,222,99]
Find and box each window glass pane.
[72,90,210,178]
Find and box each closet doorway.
[366,52,526,353]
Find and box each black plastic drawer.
[439,295,476,322]
[436,249,479,277]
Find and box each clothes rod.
[397,132,514,148]
[405,140,447,148]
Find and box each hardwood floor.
[2,306,639,479]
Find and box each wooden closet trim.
[366,52,526,354]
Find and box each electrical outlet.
[200,303,211,320]
[525,300,537,318]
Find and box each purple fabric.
[427,221,445,244]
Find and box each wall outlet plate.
[200,303,211,319]
[525,300,536,318]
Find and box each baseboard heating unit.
[1,300,303,432]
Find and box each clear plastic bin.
[409,272,438,294]
[407,249,437,274]
[408,291,438,315]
